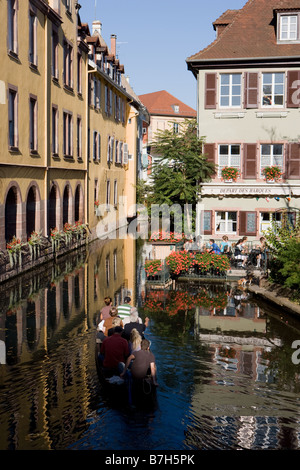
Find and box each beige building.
[187,0,300,244]
[0,1,144,253]
[138,90,197,182]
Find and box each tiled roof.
[187,0,300,62]
[138,90,196,117]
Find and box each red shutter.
[287,71,300,108]
[239,211,257,236]
[286,143,300,179]
[205,73,217,109]
[243,144,257,179]
[244,72,258,108]
[203,143,216,176]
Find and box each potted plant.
[144,259,162,278]
[221,166,240,182]
[262,165,282,183]
[165,250,194,278]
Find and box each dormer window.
[172,105,179,113]
[278,12,300,42]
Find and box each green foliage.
[147,119,216,207]
[264,213,300,295]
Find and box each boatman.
[117,296,131,320]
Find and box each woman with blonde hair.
[129,328,142,353]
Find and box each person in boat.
[100,326,129,376]
[122,308,149,341]
[122,306,142,326]
[107,316,123,337]
[120,338,158,386]
[117,296,132,321]
[99,296,112,322]
[128,328,142,354]
[103,307,123,336]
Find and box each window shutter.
[203,143,216,176]
[239,211,257,236]
[244,72,258,108]
[243,143,257,179]
[110,137,114,162]
[123,143,128,164]
[205,73,217,109]
[287,71,300,108]
[203,210,213,235]
[286,143,300,179]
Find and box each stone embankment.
[248,281,300,317]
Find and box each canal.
[0,236,300,451]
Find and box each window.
[220,74,241,107]
[215,211,237,233]
[77,53,82,94]
[8,0,18,55]
[262,73,284,107]
[173,122,179,133]
[52,106,58,155]
[8,87,18,148]
[113,180,118,206]
[106,180,110,208]
[63,40,73,89]
[29,9,37,66]
[260,212,282,233]
[260,144,283,177]
[280,15,298,41]
[93,131,100,161]
[63,111,73,156]
[77,116,82,159]
[52,28,59,79]
[29,95,37,152]
[218,144,241,176]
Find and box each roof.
[138,90,196,117]
[187,0,300,64]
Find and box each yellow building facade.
[0,1,143,252]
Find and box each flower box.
[221,167,240,182]
[262,166,282,182]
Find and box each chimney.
[92,20,102,36]
[111,34,117,57]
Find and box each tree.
[146,119,216,232]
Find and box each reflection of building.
[187,0,300,244]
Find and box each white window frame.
[29,95,38,152]
[261,72,284,107]
[218,144,241,176]
[29,8,37,66]
[8,86,18,149]
[215,211,237,234]
[219,73,242,108]
[260,144,283,177]
[63,111,73,157]
[52,105,58,155]
[279,14,298,41]
[8,0,18,56]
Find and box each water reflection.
[0,238,300,450]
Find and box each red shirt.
[101,333,129,368]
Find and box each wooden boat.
[95,346,157,408]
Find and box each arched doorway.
[5,187,17,242]
[26,186,36,238]
[48,185,57,235]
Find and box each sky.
[78,0,247,110]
